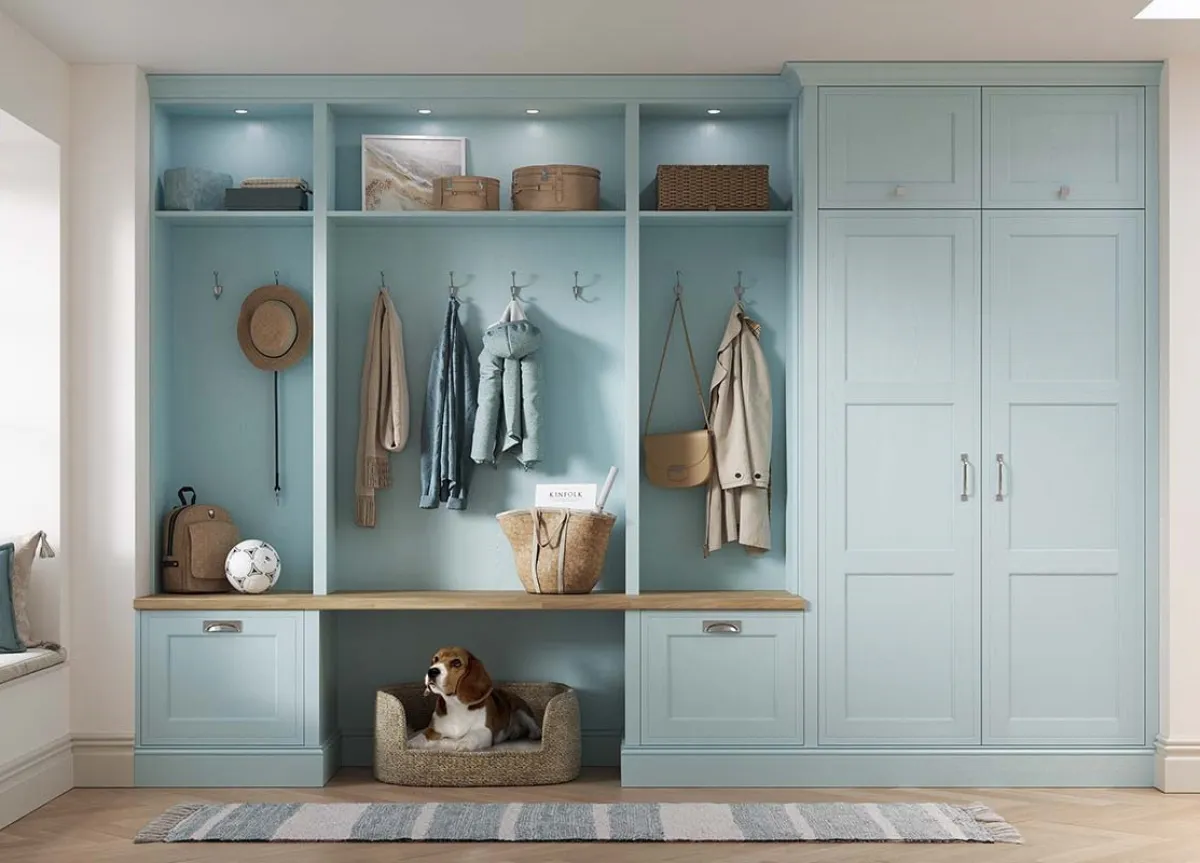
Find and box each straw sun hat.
[237,284,312,371]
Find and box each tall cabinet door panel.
[984,88,1144,208]
[820,212,982,745]
[983,212,1145,745]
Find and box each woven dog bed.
[374,682,581,786]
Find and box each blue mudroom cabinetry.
[133,62,1160,789]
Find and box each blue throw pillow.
[0,543,25,653]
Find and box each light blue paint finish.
[799,87,821,751]
[154,211,314,227]
[623,612,642,746]
[332,611,624,745]
[338,729,622,769]
[331,114,626,211]
[638,113,793,211]
[329,225,625,591]
[139,611,305,746]
[639,211,792,227]
[982,212,1145,745]
[159,224,314,590]
[134,739,337,788]
[623,103,642,597]
[983,88,1145,208]
[819,212,981,745]
[327,210,625,227]
[312,104,333,595]
[638,225,788,591]
[621,747,1155,788]
[819,88,981,208]
[150,216,176,569]
[788,62,1162,87]
[154,107,314,208]
[641,612,802,745]
[148,74,796,102]
[319,611,338,746]
[1143,86,1161,745]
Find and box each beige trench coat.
[705,305,772,556]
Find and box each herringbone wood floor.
[4,768,1199,862]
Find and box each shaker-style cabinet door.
[819,87,981,208]
[983,88,1144,208]
[819,212,982,745]
[982,212,1145,745]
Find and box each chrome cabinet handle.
[703,620,741,634]
[1058,184,1071,200]
[995,454,1006,502]
[203,620,242,633]
[960,453,970,502]
[894,185,907,198]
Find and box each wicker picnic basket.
[431,175,500,211]
[497,507,615,594]
[512,164,600,211]
[374,682,581,787]
[656,164,770,210]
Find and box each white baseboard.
[72,734,134,787]
[0,735,73,829]
[1155,738,1200,792]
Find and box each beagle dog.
[407,647,542,752]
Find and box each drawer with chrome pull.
[137,611,304,746]
[639,612,803,745]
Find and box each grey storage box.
[224,187,311,211]
[162,168,233,211]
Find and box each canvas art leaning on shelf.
[362,134,468,211]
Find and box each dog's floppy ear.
[456,651,492,704]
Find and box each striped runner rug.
[135,801,1021,844]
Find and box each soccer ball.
[225,539,281,594]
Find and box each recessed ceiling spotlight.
[234,108,249,115]
[418,108,432,115]
[1136,0,1200,17]
[707,108,722,115]
[525,108,540,115]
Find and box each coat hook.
[380,271,387,291]
[212,270,223,299]
[674,270,683,298]
[274,270,280,285]
[448,271,458,300]
[511,270,519,300]
[572,270,583,301]
[734,270,746,303]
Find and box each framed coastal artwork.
[362,135,467,211]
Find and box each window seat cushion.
[0,647,65,686]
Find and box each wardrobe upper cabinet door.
[819,212,982,745]
[984,88,1144,208]
[819,88,981,208]
[983,212,1145,745]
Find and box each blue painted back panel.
[330,224,626,591]
[638,225,789,591]
[331,116,626,212]
[159,225,314,590]
[156,111,315,207]
[334,610,624,759]
[638,116,793,210]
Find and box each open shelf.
[640,210,793,226]
[328,210,625,228]
[132,590,809,611]
[155,210,313,227]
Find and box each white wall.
[66,65,149,785]
[0,9,68,146]
[1156,56,1200,792]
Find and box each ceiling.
[0,0,1196,75]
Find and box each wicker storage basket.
[374,682,581,787]
[432,175,500,211]
[512,164,600,211]
[656,164,770,211]
[497,508,615,594]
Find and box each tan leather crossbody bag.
[642,292,713,489]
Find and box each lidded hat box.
[511,164,600,211]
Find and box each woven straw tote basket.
[497,508,616,594]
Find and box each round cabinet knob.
[1058,185,1071,199]
[894,185,908,198]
